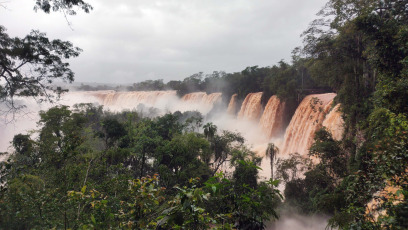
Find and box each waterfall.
[281,93,336,156]
[75,90,178,109]
[3,91,344,157]
[74,90,223,114]
[182,92,222,105]
[259,95,286,139]
[181,92,207,103]
[237,92,263,120]
[180,92,222,113]
[322,104,344,141]
[203,93,223,106]
[227,94,238,115]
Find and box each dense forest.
[0,105,282,229]
[1,0,408,229]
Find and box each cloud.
[0,0,327,83]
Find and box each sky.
[0,0,327,84]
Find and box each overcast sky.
[0,0,327,84]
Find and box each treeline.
[0,105,281,229]
[76,83,119,91]
[126,61,329,106]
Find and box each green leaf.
[81,185,87,193]
[211,185,217,193]
[91,215,96,224]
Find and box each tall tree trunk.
[140,151,145,179]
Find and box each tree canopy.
[0,0,92,114]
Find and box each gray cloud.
[0,0,327,83]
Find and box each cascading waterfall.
[202,93,223,106]
[181,92,207,102]
[2,90,345,160]
[72,91,343,180]
[72,90,178,110]
[280,93,336,156]
[322,104,344,141]
[71,90,223,114]
[237,92,263,120]
[259,95,286,139]
[180,92,222,113]
[181,92,222,105]
[227,94,238,115]
[104,91,177,106]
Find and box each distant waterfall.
[259,95,286,139]
[237,92,263,120]
[227,94,238,115]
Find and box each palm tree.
[266,143,279,180]
[203,122,217,140]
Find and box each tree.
[0,27,81,112]
[12,134,33,156]
[0,0,92,115]
[208,130,245,176]
[265,143,278,180]
[99,118,126,149]
[155,133,210,187]
[275,153,311,183]
[309,128,346,178]
[33,0,92,15]
[300,1,408,227]
[203,122,217,140]
[1,104,285,228]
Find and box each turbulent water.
[94,90,177,107]
[181,92,223,113]
[182,92,222,105]
[69,90,178,112]
[70,90,223,115]
[227,94,238,115]
[280,93,336,156]
[322,104,344,141]
[259,96,286,139]
[237,92,263,120]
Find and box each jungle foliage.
[2,0,408,229]
[0,105,281,229]
[272,0,408,229]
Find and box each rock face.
[237,92,263,120]
[259,95,286,139]
[281,93,336,156]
